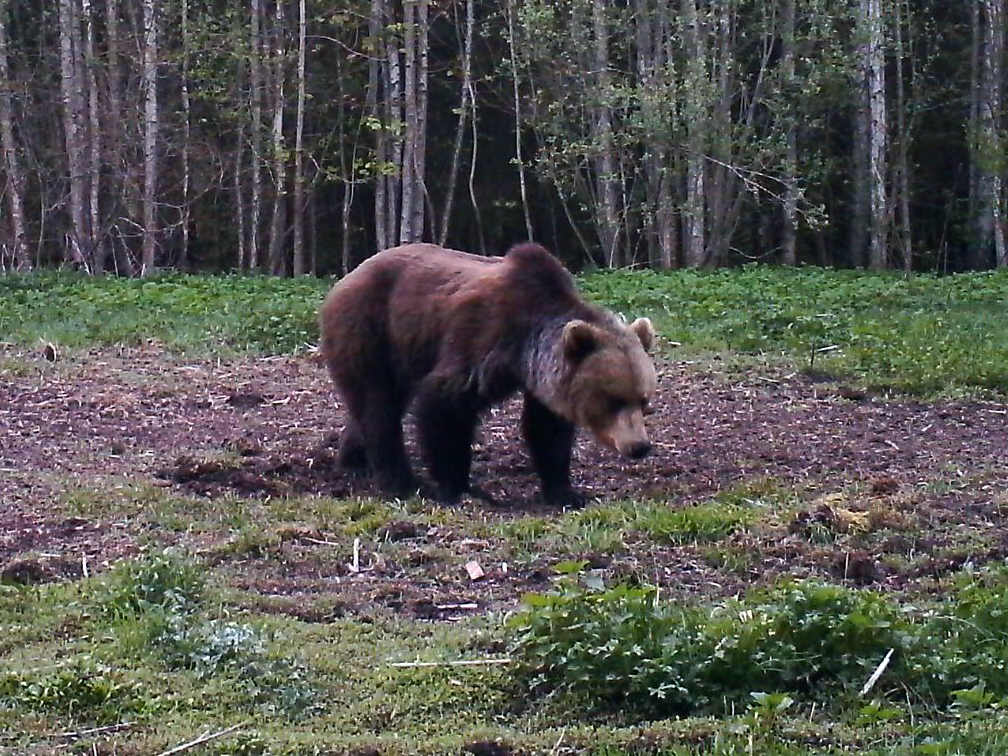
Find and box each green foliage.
[510,568,1008,720]
[150,616,321,718]
[4,267,1008,396]
[0,272,328,355]
[0,658,146,724]
[96,549,205,619]
[582,265,1008,397]
[92,549,321,719]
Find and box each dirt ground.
[2,343,1008,616]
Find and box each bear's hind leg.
[521,393,585,508]
[415,384,480,504]
[342,384,416,496]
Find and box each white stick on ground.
[155,723,246,756]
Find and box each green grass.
[581,265,1008,396]
[0,271,328,355]
[4,265,1008,394]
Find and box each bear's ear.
[562,319,600,361]
[630,317,655,352]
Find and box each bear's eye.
[641,399,654,416]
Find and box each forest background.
[0,0,1005,276]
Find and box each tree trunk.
[104,0,134,276]
[82,0,105,271]
[411,0,429,241]
[382,0,402,247]
[506,0,533,240]
[267,0,287,275]
[893,0,913,273]
[141,0,159,274]
[398,0,417,243]
[438,0,474,246]
[780,0,798,266]
[866,0,888,270]
[681,0,706,267]
[974,0,1005,267]
[368,0,387,253]
[292,0,307,275]
[248,0,263,269]
[592,0,620,267]
[179,0,191,269]
[235,124,246,268]
[0,0,28,270]
[58,0,90,269]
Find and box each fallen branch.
[389,658,512,668]
[4,721,135,742]
[861,648,895,696]
[155,723,246,756]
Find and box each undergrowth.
[510,565,1008,720]
[3,266,1008,395]
[582,265,1008,396]
[93,549,322,720]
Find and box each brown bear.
[318,242,657,506]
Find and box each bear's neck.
[521,317,575,418]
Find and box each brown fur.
[318,242,657,506]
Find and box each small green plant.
[96,549,204,619]
[0,658,144,724]
[152,617,321,719]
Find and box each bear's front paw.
[543,485,587,509]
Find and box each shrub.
[510,568,1008,719]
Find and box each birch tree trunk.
[893,0,913,273]
[506,0,533,240]
[58,0,90,269]
[398,0,417,243]
[438,0,474,246]
[592,0,620,267]
[248,0,263,269]
[82,0,105,271]
[681,0,707,268]
[382,0,402,247]
[0,0,28,270]
[141,0,159,274]
[292,0,307,275]
[866,0,888,270]
[235,124,246,268]
[974,0,1005,267]
[780,0,798,266]
[179,0,191,269]
[104,0,134,276]
[267,0,287,275]
[368,0,386,253]
[411,0,429,241]
[848,0,870,268]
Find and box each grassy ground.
[2,267,1008,755]
[3,265,1008,395]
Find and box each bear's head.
[561,316,658,459]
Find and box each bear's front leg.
[521,393,586,508]
[415,379,480,504]
[335,420,367,470]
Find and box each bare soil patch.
[2,344,1007,609]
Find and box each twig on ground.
[3,721,136,742]
[155,723,246,756]
[389,658,512,668]
[861,648,895,696]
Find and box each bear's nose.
[627,441,652,460]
